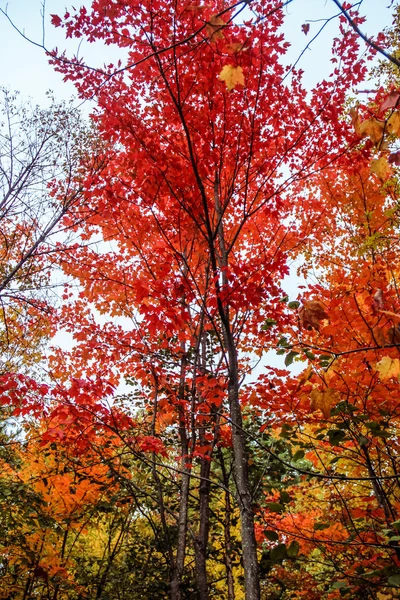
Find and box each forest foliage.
[2,1,400,599]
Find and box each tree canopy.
[2,1,400,599]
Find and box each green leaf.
[304,350,315,360]
[392,520,400,531]
[376,430,391,439]
[288,301,300,309]
[328,429,346,446]
[293,450,305,461]
[280,491,291,504]
[261,318,277,330]
[332,581,347,589]
[330,401,357,416]
[266,502,284,513]
[285,351,299,367]
[365,420,380,431]
[287,541,300,558]
[264,530,279,541]
[388,574,400,586]
[314,522,330,531]
[270,543,287,563]
[280,424,293,439]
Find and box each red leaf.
[50,14,62,27]
[380,91,400,113]
[301,23,310,35]
[388,150,400,165]
[137,436,168,456]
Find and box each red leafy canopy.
[0,373,49,417]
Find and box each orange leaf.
[310,387,338,419]
[206,15,226,40]
[296,365,313,390]
[370,156,391,180]
[358,118,385,145]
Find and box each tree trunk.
[194,456,211,600]
[218,448,235,600]
[213,174,260,600]
[150,374,177,590]
[193,331,212,600]
[170,350,191,600]
[226,341,260,600]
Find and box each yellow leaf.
[359,118,385,145]
[370,156,391,180]
[206,15,226,40]
[377,592,394,600]
[375,356,400,380]
[310,387,338,419]
[219,65,244,91]
[387,112,400,136]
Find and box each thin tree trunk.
[193,331,211,600]
[218,447,235,600]
[194,456,211,600]
[214,174,260,600]
[52,528,69,600]
[226,343,260,600]
[149,372,177,588]
[95,514,129,599]
[362,445,400,559]
[170,350,191,600]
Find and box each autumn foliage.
[2,0,400,599]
